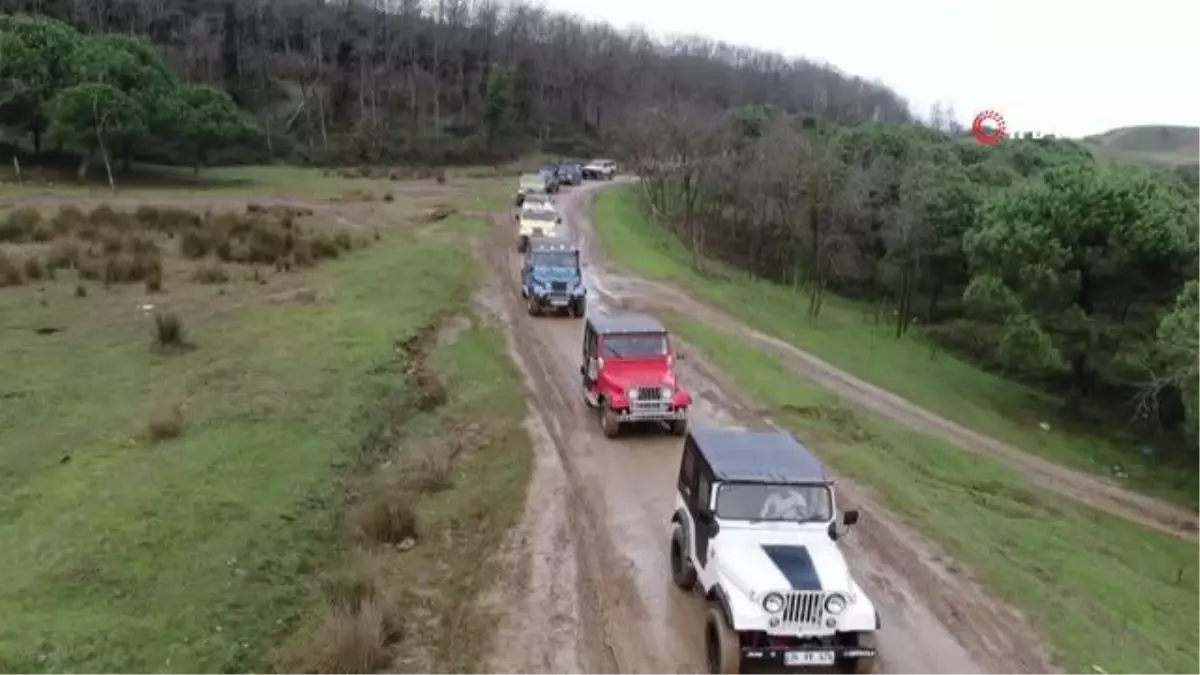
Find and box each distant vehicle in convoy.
[582,158,617,180]
[521,192,554,210]
[538,165,562,193]
[516,173,550,206]
[515,205,561,252]
[669,428,879,675]
[521,237,586,318]
[580,313,690,437]
[556,162,584,186]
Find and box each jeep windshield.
[715,483,833,523]
[602,332,668,359]
[522,209,556,222]
[531,251,577,270]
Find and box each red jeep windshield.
[602,333,668,359]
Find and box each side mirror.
[513,213,519,221]
[556,217,563,225]
[697,508,720,537]
[842,509,860,527]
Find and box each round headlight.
[762,592,785,614]
[662,387,673,399]
[824,593,847,615]
[627,387,639,400]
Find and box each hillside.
[1085,125,1199,166]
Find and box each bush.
[352,492,418,545]
[146,403,184,442]
[88,204,126,229]
[152,311,186,348]
[51,205,87,235]
[0,251,23,287]
[22,256,46,281]
[180,230,212,259]
[46,239,80,269]
[192,261,230,284]
[74,284,87,297]
[0,207,42,242]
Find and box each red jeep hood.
[601,358,677,389]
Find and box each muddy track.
[567,182,1198,543]
[480,183,1054,673]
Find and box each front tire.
[705,606,740,675]
[518,236,529,253]
[600,403,620,438]
[526,295,540,316]
[570,296,586,318]
[845,632,878,674]
[670,525,697,590]
[669,418,688,436]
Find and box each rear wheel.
[600,403,620,438]
[844,632,878,674]
[670,525,697,590]
[705,606,740,674]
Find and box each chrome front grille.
[635,387,664,401]
[551,281,568,292]
[781,591,825,628]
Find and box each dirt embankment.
[476,182,1055,674]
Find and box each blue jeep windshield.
[532,252,577,270]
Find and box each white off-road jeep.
[669,428,879,674]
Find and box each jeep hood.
[530,267,581,283]
[600,359,677,390]
[714,529,852,593]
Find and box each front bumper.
[741,645,876,670]
[530,291,582,308]
[615,405,687,422]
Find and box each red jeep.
[581,313,691,438]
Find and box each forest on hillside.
[0,0,911,167]
[623,105,1199,450]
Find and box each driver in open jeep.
[669,428,879,674]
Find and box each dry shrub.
[433,168,446,184]
[22,256,46,281]
[149,206,203,232]
[293,238,315,267]
[179,229,212,259]
[77,256,102,280]
[421,206,457,223]
[246,202,266,213]
[46,239,80,269]
[100,228,125,253]
[248,219,289,263]
[134,205,161,227]
[192,261,230,284]
[146,402,184,442]
[88,204,130,229]
[145,264,163,293]
[74,284,87,298]
[30,220,55,242]
[51,205,87,235]
[352,490,418,546]
[104,251,162,284]
[310,232,341,260]
[0,206,41,242]
[153,311,186,348]
[0,251,23,287]
[334,231,354,251]
[382,192,394,203]
[298,598,401,675]
[411,449,455,493]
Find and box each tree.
[1152,281,1200,445]
[483,64,513,147]
[167,85,260,174]
[0,14,83,153]
[963,163,1197,406]
[49,83,147,190]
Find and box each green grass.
[668,318,1198,674]
[592,186,1197,506]
[0,211,531,672]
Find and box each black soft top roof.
[587,312,666,335]
[690,427,828,484]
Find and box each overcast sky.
[533,0,1200,138]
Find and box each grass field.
[0,169,531,672]
[665,318,1198,674]
[592,186,1197,506]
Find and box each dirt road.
[481,182,1053,674]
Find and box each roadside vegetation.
[0,161,529,674]
[596,124,1198,505]
[664,317,1198,674]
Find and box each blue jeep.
[521,237,586,317]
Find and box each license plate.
[550,299,568,306]
[784,651,835,666]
